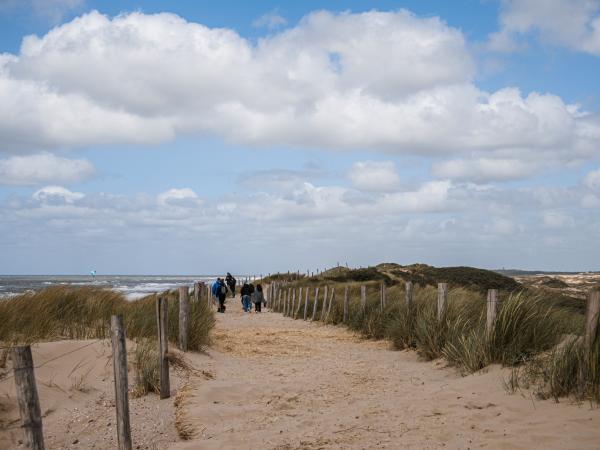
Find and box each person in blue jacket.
[212,278,228,312]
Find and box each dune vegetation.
[0,286,215,351]
[266,264,598,402]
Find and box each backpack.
[220,285,227,295]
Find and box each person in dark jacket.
[240,282,254,313]
[225,272,236,298]
[216,278,228,313]
[253,284,265,312]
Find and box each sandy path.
[172,296,600,450]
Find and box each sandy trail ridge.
[170,296,600,450]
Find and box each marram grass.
[0,286,215,352]
[278,279,596,401]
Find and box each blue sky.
[1,0,600,274]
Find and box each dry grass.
[0,286,215,352]
[271,278,596,401]
[213,326,362,358]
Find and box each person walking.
[225,272,237,298]
[215,278,228,313]
[240,281,254,313]
[253,284,265,312]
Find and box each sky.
[1,0,600,274]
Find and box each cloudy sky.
[1,0,600,274]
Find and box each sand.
[170,299,600,450]
[2,296,600,449]
[0,339,185,450]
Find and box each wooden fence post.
[303,287,309,320]
[320,286,329,321]
[486,289,498,335]
[343,285,349,323]
[178,287,189,352]
[277,289,282,312]
[156,296,170,399]
[405,281,413,309]
[193,282,200,303]
[296,287,303,319]
[111,315,132,450]
[291,289,296,318]
[11,346,44,450]
[584,291,600,355]
[437,283,448,322]
[312,287,320,321]
[325,288,335,322]
[360,285,366,313]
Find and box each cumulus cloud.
[348,161,401,191]
[432,158,536,182]
[3,175,596,272]
[584,167,600,189]
[490,0,600,55]
[1,8,595,178]
[0,153,94,186]
[32,185,85,203]
[157,188,202,207]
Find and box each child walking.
[253,284,265,312]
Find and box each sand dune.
[171,300,600,450]
[0,339,182,450]
[2,297,600,449]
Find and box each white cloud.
[542,210,575,228]
[584,167,600,189]
[0,10,578,158]
[32,185,85,203]
[0,153,94,186]
[157,188,202,207]
[253,10,287,29]
[0,9,596,183]
[348,161,400,191]
[490,0,600,56]
[432,158,536,182]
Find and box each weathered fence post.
[343,285,349,323]
[584,290,600,356]
[360,285,366,313]
[303,287,309,320]
[320,286,329,321]
[486,289,498,335]
[312,287,320,321]
[296,287,303,319]
[380,282,386,310]
[11,346,44,450]
[156,296,170,399]
[111,315,132,450]
[325,288,335,322]
[178,286,189,352]
[437,283,448,322]
[194,282,200,303]
[405,281,413,309]
[277,289,282,312]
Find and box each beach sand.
[0,339,184,450]
[2,296,600,449]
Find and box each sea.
[0,275,248,300]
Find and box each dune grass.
[272,279,596,401]
[0,286,215,351]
